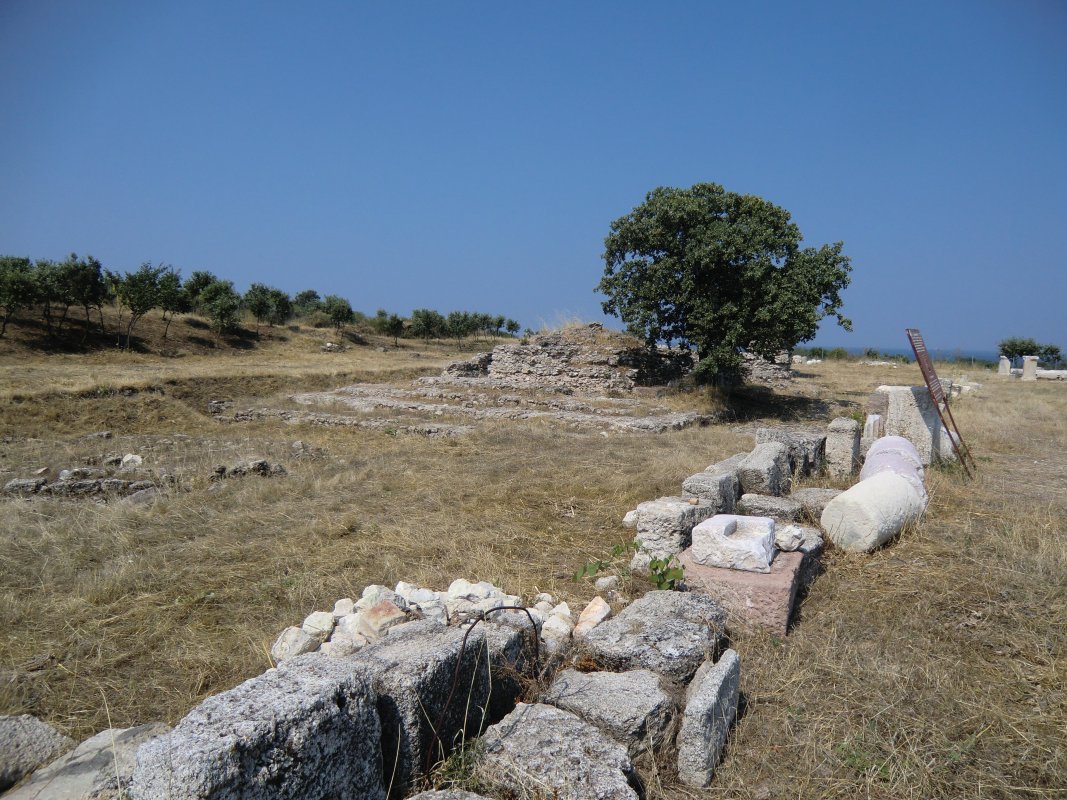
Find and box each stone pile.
[3,454,161,502]
[739,350,794,387]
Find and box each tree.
[199,280,242,343]
[243,283,275,337]
[60,253,108,341]
[293,289,322,317]
[372,308,405,345]
[117,263,164,349]
[505,318,520,336]
[321,294,355,333]
[0,256,38,336]
[445,310,476,342]
[597,183,852,383]
[157,267,190,345]
[999,337,1063,367]
[266,288,293,327]
[33,259,76,336]
[409,308,446,339]
[183,270,219,313]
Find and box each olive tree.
[200,280,242,343]
[597,182,852,383]
[117,263,165,349]
[321,295,355,333]
[0,256,38,336]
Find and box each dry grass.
[1,345,1064,798]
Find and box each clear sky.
[2,1,1064,352]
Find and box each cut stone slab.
[677,649,741,787]
[691,514,776,573]
[679,548,811,636]
[581,590,726,683]
[737,493,802,521]
[542,669,673,754]
[737,442,790,496]
[0,714,75,792]
[626,495,717,562]
[871,386,956,464]
[476,703,639,800]
[789,487,842,521]
[354,620,525,795]
[821,470,927,552]
[681,470,739,513]
[826,417,861,478]
[5,722,169,800]
[754,428,826,476]
[130,655,384,800]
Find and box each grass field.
[0,315,1063,798]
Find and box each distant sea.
[815,346,1000,365]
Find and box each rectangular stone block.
[690,514,775,573]
[681,471,738,513]
[753,428,826,476]
[679,548,812,637]
[825,416,860,478]
[872,386,955,464]
[677,650,740,787]
[627,496,717,560]
[737,442,790,496]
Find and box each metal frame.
[905,328,977,478]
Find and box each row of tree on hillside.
[0,254,522,350]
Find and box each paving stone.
[581,590,726,683]
[542,669,673,754]
[476,703,640,800]
[677,650,741,787]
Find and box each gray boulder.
[581,591,726,683]
[738,442,791,496]
[754,428,826,476]
[704,452,747,476]
[3,478,47,495]
[5,722,169,800]
[0,714,75,791]
[737,493,802,521]
[476,703,640,800]
[542,669,673,754]
[129,655,384,799]
[354,619,526,796]
[677,649,741,787]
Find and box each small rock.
[270,626,320,662]
[301,611,335,640]
[549,601,572,621]
[355,600,408,639]
[125,487,160,506]
[774,524,824,554]
[594,575,619,593]
[332,597,355,618]
[120,453,143,468]
[573,596,612,638]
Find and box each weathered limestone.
[860,446,927,502]
[270,625,321,663]
[476,703,640,800]
[355,621,525,794]
[624,496,717,568]
[6,722,169,800]
[691,515,776,573]
[753,428,826,476]
[870,386,955,464]
[681,471,739,513]
[821,470,927,552]
[573,596,612,638]
[679,549,809,636]
[774,523,824,554]
[130,655,384,800]
[676,650,741,787]
[789,487,842,521]
[581,591,726,683]
[0,714,75,792]
[825,417,860,478]
[737,493,802,521]
[542,669,673,754]
[1021,355,1038,381]
[998,355,1010,375]
[737,442,790,496]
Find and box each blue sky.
[1,1,1064,352]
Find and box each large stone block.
[542,669,673,754]
[737,493,802,521]
[676,650,741,787]
[130,656,384,800]
[754,428,826,476]
[825,417,860,478]
[871,386,956,464]
[1021,355,1038,381]
[821,470,927,552]
[581,591,726,683]
[789,487,842,522]
[475,703,640,800]
[355,620,526,795]
[691,514,776,573]
[679,549,811,636]
[625,496,717,561]
[681,471,738,513]
[0,714,75,792]
[6,722,169,800]
[738,442,791,496]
